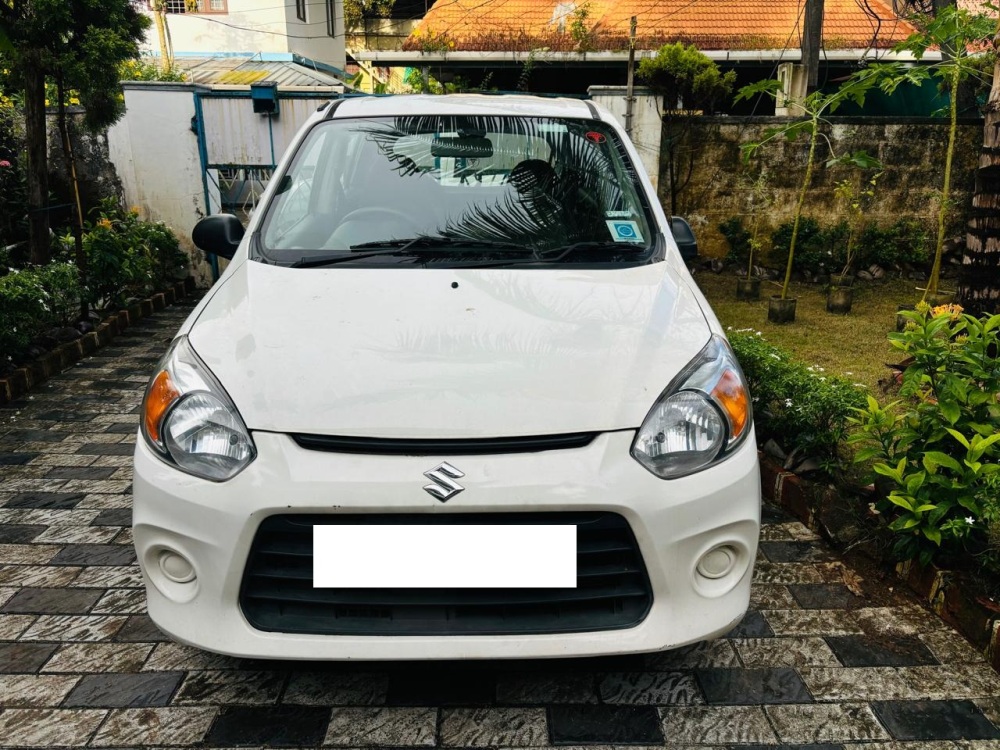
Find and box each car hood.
[187,260,712,438]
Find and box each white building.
[141,0,346,71]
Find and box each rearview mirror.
[192,214,245,260]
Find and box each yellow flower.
[129,206,140,216]
[915,300,931,314]
[96,218,113,230]
[930,303,963,321]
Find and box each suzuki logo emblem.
[423,462,465,502]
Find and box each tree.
[890,5,995,302]
[345,0,396,29]
[637,43,736,216]
[962,18,1000,315]
[736,70,885,304]
[0,1,149,265]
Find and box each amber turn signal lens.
[711,369,749,440]
[144,370,180,444]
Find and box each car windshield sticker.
[606,220,644,243]
[585,131,607,144]
[605,210,633,218]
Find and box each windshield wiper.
[458,241,652,269]
[350,237,531,253]
[290,248,424,268]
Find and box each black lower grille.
[239,512,653,636]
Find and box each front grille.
[239,512,653,636]
[290,432,598,455]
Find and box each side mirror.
[192,214,245,260]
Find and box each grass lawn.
[693,272,924,393]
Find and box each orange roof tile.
[405,0,920,52]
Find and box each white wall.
[588,86,663,192]
[108,83,215,287]
[142,0,345,69]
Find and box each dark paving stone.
[104,422,139,434]
[788,584,863,610]
[92,508,133,527]
[67,394,123,404]
[5,491,85,509]
[725,610,774,638]
[742,746,843,750]
[45,466,118,480]
[0,452,38,465]
[34,410,98,422]
[760,541,834,563]
[206,705,330,747]
[90,380,141,391]
[386,667,496,706]
[0,642,58,673]
[2,429,65,442]
[0,524,47,543]
[761,504,794,524]
[63,672,184,708]
[1,587,103,614]
[826,635,939,667]
[871,700,1000,740]
[695,668,813,705]
[74,443,136,456]
[50,544,137,566]
[548,705,663,744]
[114,615,169,643]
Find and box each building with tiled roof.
[402,0,917,52]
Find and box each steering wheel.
[339,206,412,224]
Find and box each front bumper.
[133,429,760,660]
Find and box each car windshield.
[258,115,658,266]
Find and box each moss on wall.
[665,116,982,260]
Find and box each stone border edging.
[758,451,1000,672]
[0,277,197,405]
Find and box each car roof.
[330,94,599,120]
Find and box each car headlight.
[140,336,256,481]
[631,334,752,479]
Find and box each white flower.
[770,353,780,360]
[755,331,762,336]
[819,377,826,382]
[854,383,866,388]
[807,366,815,372]
[966,517,975,525]
[845,371,854,376]
[785,398,793,407]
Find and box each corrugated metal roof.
[172,56,346,88]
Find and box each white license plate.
[313,525,577,588]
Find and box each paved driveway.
[1,298,1000,747]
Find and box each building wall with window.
[142,0,345,69]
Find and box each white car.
[133,94,760,660]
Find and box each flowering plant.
[848,303,1000,566]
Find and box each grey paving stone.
[0,586,102,614]
[91,706,218,746]
[749,583,800,609]
[173,669,286,705]
[0,642,58,673]
[753,561,827,584]
[73,442,136,456]
[765,703,892,742]
[0,543,61,564]
[725,610,774,638]
[598,671,705,705]
[49,543,136,566]
[872,699,1000,741]
[922,630,984,664]
[32,524,120,544]
[0,673,81,706]
[645,639,740,669]
[283,671,389,705]
[41,642,152,673]
[20,614,127,641]
[63,671,183,707]
[788,583,864,609]
[0,452,39,465]
[0,707,107,746]
[826,634,939,667]
[326,706,438,746]
[659,705,777,744]
[0,564,81,587]
[855,606,947,638]
[143,642,243,671]
[734,637,841,668]
[800,666,919,701]
[45,466,118,480]
[496,672,599,705]
[91,587,147,614]
[440,707,548,747]
[73,565,143,588]
[0,613,35,639]
[760,541,836,563]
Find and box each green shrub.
[728,329,867,474]
[720,217,752,266]
[855,218,931,269]
[0,262,81,365]
[848,304,1000,566]
[768,218,848,275]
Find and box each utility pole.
[802,0,824,90]
[624,16,637,136]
